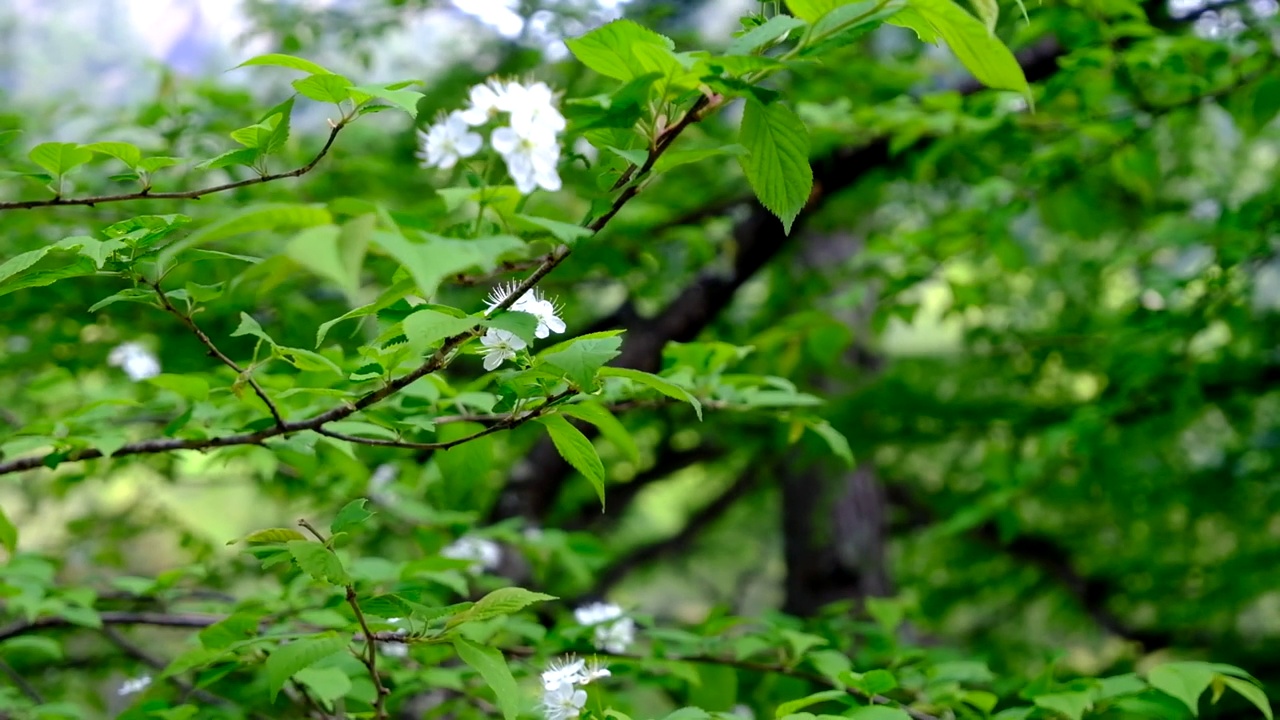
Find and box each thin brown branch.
[298,518,389,719]
[0,119,349,212]
[0,656,42,704]
[143,277,286,429]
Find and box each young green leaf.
[540,333,623,390]
[538,414,607,507]
[727,15,808,55]
[566,20,676,81]
[84,141,142,169]
[805,420,853,465]
[330,499,375,535]
[1032,692,1094,720]
[347,84,425,116]
[293,73,354,104]
[29,142,93,177]
[968,0,998,31]
[404,309,480,352]
[1148,662,1214,716]
[373,231,524,301]
[452,637,521,720]
[236,53,334,75]
[906,0,1030,100]
[738,98,812,234]
[286,540,352,586]
[446,587,557,627]
[560,401,640,463]
[1221,676,1273,720]
[599,367,703,420]
[242,528,309,544]
[264,634,348,700]
[774,689,848,718]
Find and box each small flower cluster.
[441,535,503,574]
[574,602,635,654]
[479,283,566,371]
[418,77,566,195]
[108,342,160,381]
[541,656,610,720]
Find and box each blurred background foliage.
[2,0,1280,717]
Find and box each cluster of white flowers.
[541,656,610,720]
[441,535,503,574]
[574,602,635,654]
[418,77,566,195]
[117,674,152,696]
[478,282,566,371]
[107,342,160,381]
[379,617,410,658]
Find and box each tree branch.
[0,119,350,212]
[144,277,286,429]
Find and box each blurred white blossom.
[574,602,635,653]
[108,342,160,381]
[492,124,563,194]
[118,674,152,696]
[460,78,514,126]
[418,111,483,170]
[543,680,588,720]
[441,535,502,573]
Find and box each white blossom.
[441,535,502,574]
[418,111,483,170]
[108,342,160,381]
[579,657,611,684]
[485,283,566,339]
[542,657,586,691]
[575,602,634,653]
[460,78,513,126]
[543,680,588,720]
[503,80,567,136]
[492,124,562,195]
[118,674,152,696]
[479,328,527,371]
[380,642,409,658]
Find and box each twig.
[298,518,389,720]
[0,656,42,704]
[0,120,349,212]
[143,277,286,429]
[0,611,226,642]
[0,91,724,478]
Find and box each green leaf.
[775,689,848,718]
[231,312,276,345]
[727,15,808,55]
[786,0,839,22]
[653,145,747,174]
[514,214,595,244]
[805,420,853,465]
[846,709,910,720]
[348,84,425,116]
[146,374,210,402]
[968,0,997,31]
[560,401,640,463]
[196,148,260,170]
[0,246,96,298]
[483,311,539,346]
[29,142,93,176]
[264,634,348,700]
[804,0,907,49]
[66,237,126,269]
[738,98,812,234]
[293,73,354,104]
[538,414,607,508]
[1033,692,1094,720]
[286,541,352,585]
[294,666,353,705]
[905,0,1030,99]
[330,499,375,535]
[0,505,16,555]
[373,231,524,300]
[83,141,142,168]
[566,19,676,81]
[446,587,557,627]
[1149,662,1215,716]
[276,346,343,376]
[1221,676,1273,720]
[599,367,703,420]
[888,8,941,41]
[159,204,332,270]
[199,610,266,650]
[138,156,181,172]
[403,309,480,352]
[540,333,623,390]
[236,53,335,75]
[243,528,309,544]
[88,288,156,312]
[452,637,520,720]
